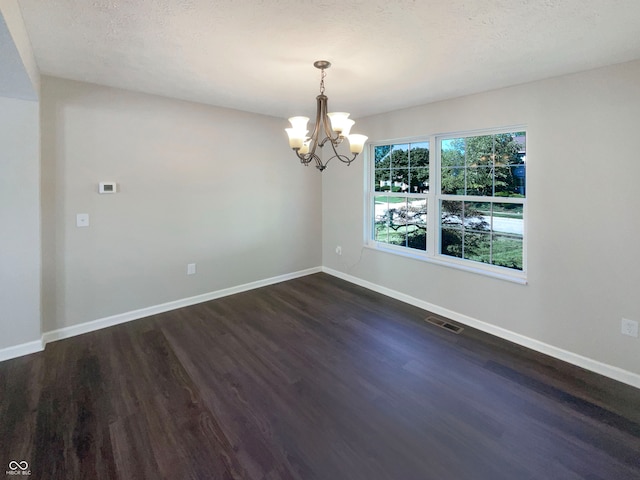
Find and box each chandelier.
[285,60,368,172]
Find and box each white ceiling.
[16,0,640,119]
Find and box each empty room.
[1,0,639,478]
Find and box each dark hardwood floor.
[1,273,639,479]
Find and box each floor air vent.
[425,316,464,334]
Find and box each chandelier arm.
[318,135,345,149]
[326,138,358,165]
[294,150,321,166]
[307,95,324,150]
[325,153,358,166]
[320,95,334,141]
[317,94,341,144]
[337,153,358,165]
[293,147,309,163]
[322,155,335,169]
[295,153,309,166]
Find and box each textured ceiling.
[17,0,640,119]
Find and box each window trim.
[365,127,527,284]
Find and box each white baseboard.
[0,338,44,362]
[41,266,322,345]
[322,267,640,390]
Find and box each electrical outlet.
[187,263,196,275]
[76,213,89,227]
[335,246,342,255]
[621,318,638,338]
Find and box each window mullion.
[427,135,438,256]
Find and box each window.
[368,129,526,280]
[373,142,430,251]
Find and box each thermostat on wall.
[99,182,117,194]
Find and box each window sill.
[364,243,528,285]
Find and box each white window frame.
[365,126,527,284]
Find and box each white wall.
[41,77,322,332]
[0,0,42,359]
[0,0,40,98]
[322,60,640,378]
[0,96,41,350]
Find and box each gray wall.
[41,77,322,332]
[322,60,640,376]
[4,57,639,383]
[0,96,41,349]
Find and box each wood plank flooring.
[1,273,639,479]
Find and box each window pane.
[409,142,430,168]
[464,202,490,231]
[375,196,423,248]
[491,203,523,237]
[466,167,493,196]
[374,145,392,169]
[407,198,427,251]
[494,133,523,165]
[388,228,407,247]
[492,234,523,270]
[465,135,494,167]
[374,168,390,192]
[441,228,462,258]
[389,197,408,247]
[409,141,430,194]
[512,132,526,166]
[494,166,526,197]
[441,200,463,229]
[374,196,389,243]
[464,231,491,264]
[410,167,429,193]
[493,166,513,196]
[391,144,409,169]
[391,168,409,193]
[510,165,526,196]
[441,138,465,167]
[441,167,464,195]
